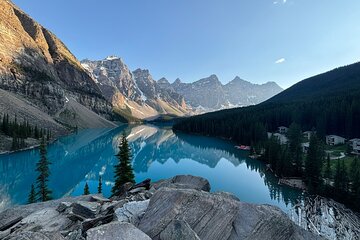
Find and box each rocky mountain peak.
[158,77,170,84]
[82,59,188,120]
[105,55,121,61]
[0,0,113,124]
[174,78,182,84]
[195,74,222,87]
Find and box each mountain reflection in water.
[0,124,302,212]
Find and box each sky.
[13,0,360,89]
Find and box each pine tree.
[334,159,349,194]
[324,154,332,184]
[305,134,324,192]
[84,182,90,195]
[98,176,102,194]
[34,125,39,139]
[350,157,360,197]
[111,133,135,196]
[36,137,52,201]
[28,184,36,204]
[11,135,19,151]
[287,123,303,176]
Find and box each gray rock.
[6,231,65,240]
[100,200,127,215]
[86,222,151,240]
[0,195,93,231]
[229,203,322,240]
[129,187,146,194]
[81,214,114,232]
[64,230,84,240]
[115,200,150,225]
[111,182,133,199]
[70,201,101,219]
[138,187,321,240]
[90,195,111,203]
[138,187,238,240]
[57,202,72,213]
[151,175,210,192]
[160,219,200,240]
[18,208,72,232]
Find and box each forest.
[0,114,51,150]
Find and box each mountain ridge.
[161,74,283,110]
[81,57,188,121]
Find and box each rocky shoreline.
[0,175,321,240]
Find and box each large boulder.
[86,222,151,240]
[69,201,101,220]
[151,175,210,192]
[18,208,72,232]
[5,231,65,240]
[0,195,93,232]
[138,187,321,240]
[159,219,200,240]
[115,200,150,225]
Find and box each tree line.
[260,123,360,211]
[0,114,52,150]
[173,90,360,145]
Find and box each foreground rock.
[87,222,151,240]
[0,175,321,240]
[138,188,319,240]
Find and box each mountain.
[81,57,188,121]
[0,0,116,150]
[159,75,283,111]
[265,62,360,104]
[174,62,360,143]
[223,77,283,107]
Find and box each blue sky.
[13,0,360,88]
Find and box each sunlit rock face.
[0,0,111,114]
[0,0,114,131]
[81,58,188,120]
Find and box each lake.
[0,124,303,212]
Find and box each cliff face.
[82,57,188,121]
[0,0,113,119]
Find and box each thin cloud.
[273,0,287,4]
[275,58,286,64]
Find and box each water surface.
[0,124,303,212]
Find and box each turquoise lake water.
[0,124,304,212]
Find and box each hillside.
[174,62,360,143]
[0,0,114,125]
[0,0,117,151]
[266,62,360,103]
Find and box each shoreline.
[0,124,124,156]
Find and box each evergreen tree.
[111,133,135,196]
[84,182,90,195]
[350,157,360,197]
[334,159,349,193]
[287,123,303,176]
[98,176,102,194]
[11,135,19,151]
[28,184,36,204]
[34,125,39,139]
[305,134,324,192]
[324,154,332,184]
[36,137,52,201]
